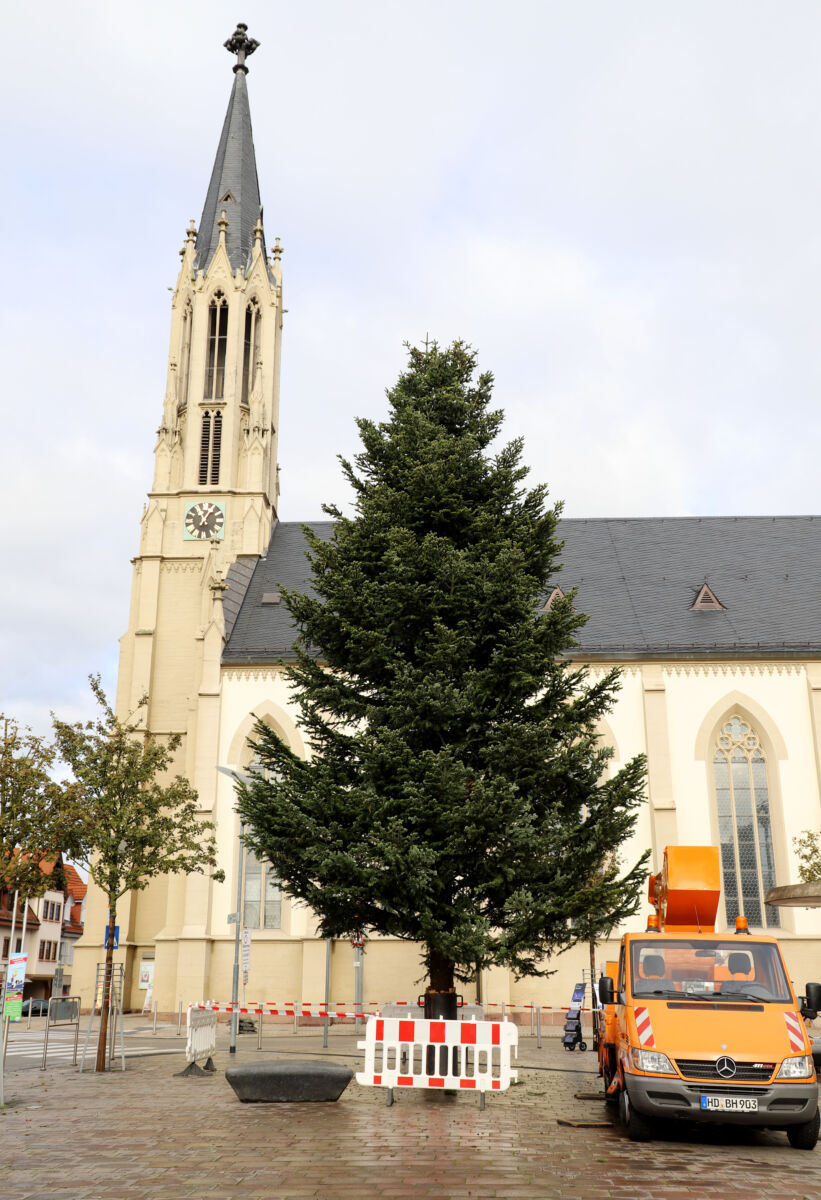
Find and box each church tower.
[74,25,283,1008]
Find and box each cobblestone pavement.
[2,1022,820,1199]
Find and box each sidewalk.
[1,1024,818,1199]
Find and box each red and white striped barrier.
[356,1015,517,1105]
[193,999,592,1015]
[193,1002,375,1019]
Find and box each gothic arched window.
[241,300,261,407]
[713,715,779,928]
[178,301,193,409]
[199,410,222,485]
[204,291,228,401]
[242,747,281,929]
[243,847,282,930]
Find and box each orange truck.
[597,845,820,1148]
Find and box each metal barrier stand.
[42,995,81,1070]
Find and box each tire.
[579,1041,588,1052]
[787,1110,820,1150]
[619,1086,654,1142]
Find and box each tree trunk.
[96,904,116,1073]
[427,946,455,993]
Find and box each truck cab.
[598,846,820,1148]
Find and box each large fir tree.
[238,342,648,995]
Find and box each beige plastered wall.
[73,656,821,1014]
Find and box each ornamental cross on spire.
[224,22,260,74]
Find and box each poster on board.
[3,953,27,1021]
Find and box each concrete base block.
[225,1059,353,1103]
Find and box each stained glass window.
[713,715,779,927]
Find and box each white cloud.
[5,0,821,732]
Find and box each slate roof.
[223,555,259,641]
[221,516,821,665]
[195,69,263,275]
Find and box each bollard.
[536,1005,542,1049]
[153,1000,158,1035]
[257,1007,263,1051]
[530,1005,534,1038]
[177,1000,183,1037]
[293,1008,299,1034]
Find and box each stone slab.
[225,1057,353,1102]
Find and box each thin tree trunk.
[96,904,116,1072]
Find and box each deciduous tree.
[52,677,224,1071]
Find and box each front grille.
[684,1084,769,1096]
[676,1059,774,1082]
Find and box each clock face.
[184,501,226,541]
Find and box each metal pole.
[257,1007,263,1051]
[19,897,28,1019]
[152,1000,158,1035]
[536,1006,542,1049]
[354,944,363,1033]
[323,937,331,1048]
[230,821,245,1054]
[41,1000,51,1070]
[177,1000,183,1036]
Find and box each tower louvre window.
[199,410,222,486]
[204,291,229,401]
[178,301,193,408]
[210,411,222,484]
[199,412,212,484]
[241,300,261,407]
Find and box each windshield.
[629,939,792,1003]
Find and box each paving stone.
[2,1018,821,1198]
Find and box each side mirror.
[806,982,821,1012]
[599,975,615,1005]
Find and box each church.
[73,27,821,1015]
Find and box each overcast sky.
[4,1,821,738]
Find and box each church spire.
[195,24,263,275]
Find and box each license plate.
[700,1095,759,1112]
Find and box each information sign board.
[3,953,27,1021]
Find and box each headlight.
[631,1047,676,1075]
[777,1055,814,1079]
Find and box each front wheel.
[787,1110,820,1150]
[579,1041,588,1052]
[619,1087,654,1142]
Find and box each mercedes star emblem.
[716,1056,737,1078]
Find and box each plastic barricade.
[177,1005,218,1077]
[356,1015,517,1106]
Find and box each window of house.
[714,715,779,928]
[204,291,228,401]
[39,940,58,961]
[241,300,261,407]
[243,849,281,930]
[2,937,8,960]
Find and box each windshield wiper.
[714,991,772,1003]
